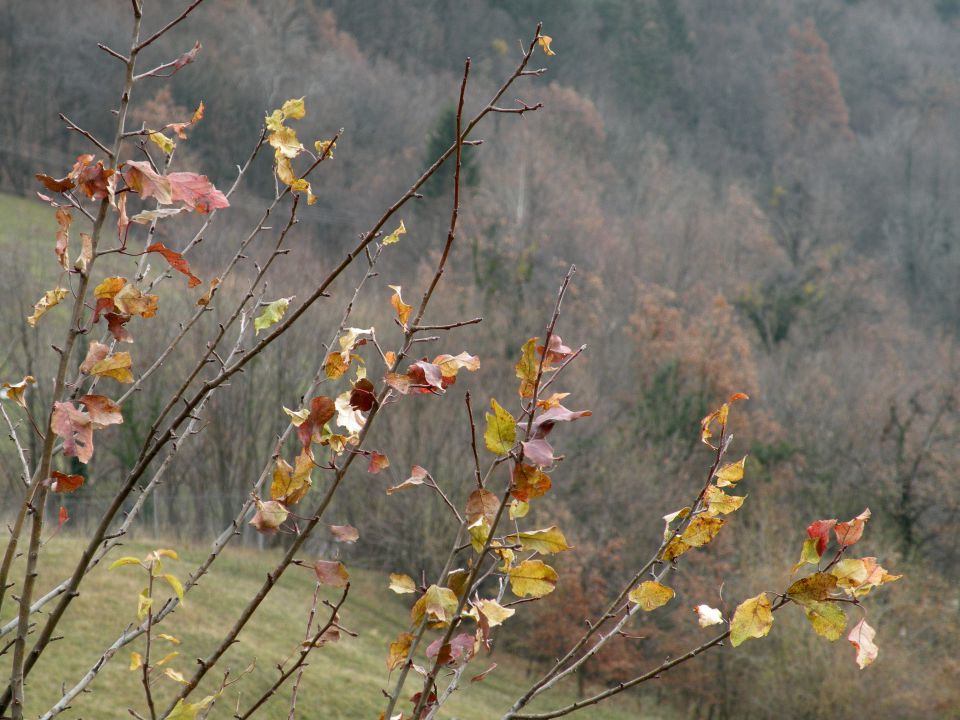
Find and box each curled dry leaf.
[1,376,35,407]
[27,288,69,327]
[387,465,430,494]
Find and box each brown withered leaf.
[79,394,123,428]
[27,288,69,327]
[387,632,414,671]
[122,160,173,204]
[249,499,288,533]
[146,243,201,287]
[314,560,349,588]
[465,488,499,525]
[367,451,390,474]
[54,207,72,271]
[511,464,551,502]
[114,283,159,318]
[104,313,133,343]
[79,343,110,374]
[75,232,93,275]
[386,465,430,494]
[1,376,35,408]
[349,378,376,412]
[52,401,94,463]
[329,524,359,543]
[73,156,115,201]
[537,334,573,365]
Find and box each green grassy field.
[2,536,648,720]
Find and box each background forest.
[1,1,959,718]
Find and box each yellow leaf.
[681,515,725,548]
[163,573,185,604]
[628,581,675,611]
[155,651,180,666]
[484,399,516,455]
[786,572,837,607]
[129,652,143,671]
[270,125,303,159]
[166,695,218,720]
[27,288,69,327]
[411,585,459,627]
[515,337,539,398]
[508,559,558,598]
[848,618,878,669]
[255,297,291,335]
[315,139,336,158]
[283,406,310,426]
[730,592,773,647]
[505,526,571,555]
[281,96,306,120]
[164,668,189,684]
[383,220,406,245]
[509,499,529,520]
[662,506,691,541]
[149,131,175,155]
[113,283,158,317]
[157,633,180,645]
[715,457,746,487]
[803,600,847,641]
[704,485,746,516]
[109,556,144,570]
[474,598,515,627]
[537,35,556,56]
[270,450,313,505]
[791,537,822,574]
[89,352,134,384]
[137,588,153,622]
[468,517,490,553]
[387,631,414,670]
[389,573,416,594]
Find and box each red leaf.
[166,171,229,213]
[835,509,871,547]
[806,519,837,556]
[58,506,69,526]
[146,242,202,287]
[366,451,390,474]
[349,378,376,411]
[296,396,335,449]
[48,471,84,494]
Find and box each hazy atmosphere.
[1,2,958,719]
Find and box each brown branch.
[133,0,205,52]
[59,114,113,159]
[2,7,145,716]
[234,584,350,720]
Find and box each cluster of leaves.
[380,333,590,717]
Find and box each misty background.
[1,1,958,717]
